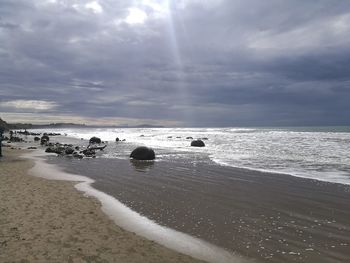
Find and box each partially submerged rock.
[130,146,155,160]
[191,140,205,147]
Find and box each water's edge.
[22,150,249,263]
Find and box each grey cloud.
[0,0,349,126]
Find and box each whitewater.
[33,126,350,185]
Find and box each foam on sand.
[24,151,249,263]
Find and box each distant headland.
[0,117,164,131]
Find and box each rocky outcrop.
[130,146,155,160]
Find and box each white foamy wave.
[32,127,350,185]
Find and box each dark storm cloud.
[0,0,350,126]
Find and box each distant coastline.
[0,118,164,131]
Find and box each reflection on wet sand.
[130,159,155,172]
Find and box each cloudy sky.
[0,0,349,126]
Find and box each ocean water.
[37,126,350,185]
[28,126,350,262]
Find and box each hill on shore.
[0,118,9,132]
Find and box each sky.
[0,0,350,127]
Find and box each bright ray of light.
[163,0,194,122]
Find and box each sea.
[25,126,350,262]
[38,126,350,185]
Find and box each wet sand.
[0,148,206,263]
[49,155,350,262]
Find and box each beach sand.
[0,148,205,263]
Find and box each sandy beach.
[0,147,206,263]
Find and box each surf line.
[24,151,249,263]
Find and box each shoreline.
[0,147,238,263]
[43,147,350,262]
[2,133,350,262]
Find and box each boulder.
[89,136,101,144]
[45,146,65,154]
[115,137,120,142]
[81,149,95,157]
[186,136,193,140]
[34,136,40,141]
[40,135,49,145]
[130,146,155,160]
[65,147,74,155]
[191,140,205,147]
[45,147,55,153]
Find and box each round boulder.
[34,136,40,142]
[191,140,205,147]
[41,135,49,142]
[130,146,155,160]
[89,136,101,144]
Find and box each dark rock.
[115,137,120,142]
[65,147,74,155]
[73,152,84,159]
[10,137,23,142]
[202,137,209,140]
[45,147,55,153]
[41,135,50,141]
[122,139,126,141]
[40,135,49,145]
[27,147,37,149]
[191,140,205,147]
[186,136,193,140]
[45,146,65,154]
[82,149,95,157]
[130,146,155,160]
[34,137,40,141]
[167,136,172,138]
[89,137,101,144]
